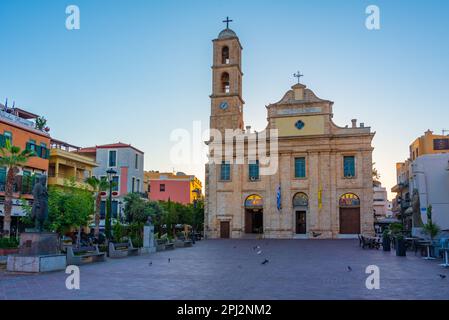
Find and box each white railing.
[0,110,35,129]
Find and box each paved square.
[1,240,448,300]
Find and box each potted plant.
[395,234,407,256]
[422,205,440,256]
[389,222,406,256]
[0,237,19,256]
[382,229,391,251]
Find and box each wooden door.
[220,221,230,239]
[245,210,252,234]
[339,208,361,234]
[296,211,307,234]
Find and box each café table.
[419,241,435,260]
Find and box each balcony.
[0,108,50,136]
[48,173,90,189]
[0,179,34,197]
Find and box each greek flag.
[276,184,282,211]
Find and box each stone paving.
[1,239,449,300]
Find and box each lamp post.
[118,200,123,223]
[106,168,117,241]
[192,188,202,244]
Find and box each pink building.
[144,171,202,205]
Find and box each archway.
[293,192,308,234]
[244,195,263,234]
[339,193,361,234]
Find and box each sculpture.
[31,175,49,231]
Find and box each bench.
[156,238,175,251]
[360,235,381,249]
[108,239,140,258]
[66,245,106,266]
[174,236,193,248]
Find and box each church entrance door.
[339,193,361,234]
[245,209,263,234]
[339,208,361,234]
[295,211,307,234]
[220,221,230,239]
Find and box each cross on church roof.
[223,16,233,29]
[293,71,304,84]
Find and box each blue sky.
[1,0,449,198]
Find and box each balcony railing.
[0,180,34,195]
[48,173,87,183]
[0,109,35,129]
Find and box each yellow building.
[410,130,449,161]
[48,139,98,189]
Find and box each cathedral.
[204,23,375,239]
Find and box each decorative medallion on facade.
[295,120,305,130]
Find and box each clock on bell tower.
[209,18,244,133]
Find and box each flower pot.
[382,236,391,251]
[395,238,406,257]
[0,248,19,256]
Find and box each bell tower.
[210,18,244,133]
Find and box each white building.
[373,182,389,219]
[409,154,449,231]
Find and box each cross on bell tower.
[293,71,304,84]
[222,16,233,29]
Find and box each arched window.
[221,72,230,94]
[293,192,309,207]
[339,193,360,207]
[222,46,230,64]
[245,194,263,208]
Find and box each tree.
[422,205,440,241]
[85,176,109,237]
[160,199,180,238]
[372,162,380,181]
[34,116,47,131]
[47,184,93,235]
[124,193,149,224]
[0,140,34,237]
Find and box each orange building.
[144,171,203,205]
[409,129,449,161]
[0,103,50,233]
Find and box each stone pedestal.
[7,254,66,273]
[142,224,156,254]
[19,232,60,256]
[7,232,66,273]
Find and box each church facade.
[204,26,375,239]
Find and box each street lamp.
[192,188,202,244]
[106,168,117,241]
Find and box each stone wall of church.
[205,134,375,239]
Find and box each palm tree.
[0,140,34,237]
[85,176,109,237]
